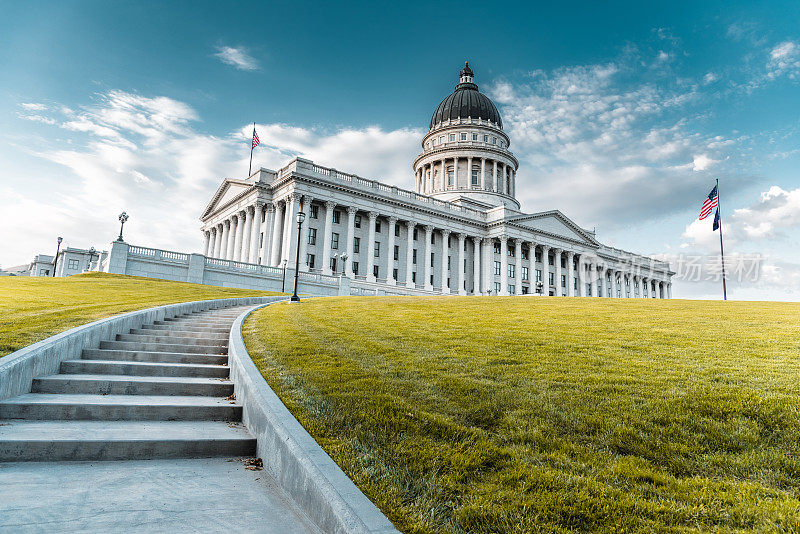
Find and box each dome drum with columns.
[199,62,674,298]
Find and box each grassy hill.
[0,272,278,357]
[243,296,800,533]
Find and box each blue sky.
[2,1,799,299]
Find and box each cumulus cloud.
[213,46,259,71]
[767,40,800,80]
[20,102,47,111]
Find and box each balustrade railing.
[128,245,189,263]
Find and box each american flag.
[251,128,260,149]
[699,185,718,220]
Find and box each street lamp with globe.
[117,212,129,242]
[290,211,306,302]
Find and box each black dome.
[429,63,502,129]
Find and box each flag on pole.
[713,207,720,231]
[699,185,718,220]
[252,128,260,149]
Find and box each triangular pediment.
[201,179,254,220]
[508,210,599,246]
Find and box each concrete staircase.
[0,306,257,461]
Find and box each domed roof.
[429,62,502,130]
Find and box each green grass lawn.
[243,297,800,533]
[0,272,278,357]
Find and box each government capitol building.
[198,63,674,298]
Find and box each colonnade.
[416,156,515,196]
[202,194,671,298]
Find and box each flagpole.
[716,178,727,300]
[248,121,255,178]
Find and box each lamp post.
[281,259,288,292]
[52,236,63,277]
[117,212,129,242]
[291,211,306,302]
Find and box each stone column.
[405,221,416,288]
[321,201,336,275]
[589,261,597,297]
[387,216,397,285]
[499,236,509,296]
[241,207,254,263]
[440,160,446,191]
[453,157,458,188]
[270,201,284,267]
[541,245,550,295]
[457,233,466,295]
[514,240,523,296]
[472,236,481,294]
[423,225,433,291]
[226,216,237,260]
[467,156,473,186]
[212,224,222,258]
[298,198,313,272]
[566,252,574,297]
[250,203,262,264]
[202,231,210,256]
[640,277,647,298]
[440,229,451,294]
[366,212,378,282]
[260,204,274,265]
[233,212,246,262]
[282,194,300,269]
[553,248,562,296]
[482,237,493,294]
[345,207,357,278]
[578,255,586,297]
[667,282,672,299]
[480,158,486,189]
[492,160,498,192]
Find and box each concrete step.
[116,333,227,347]
[82,349,227,365]
[144,324,230,334]
[129,328,228,340]
[0,394,242,421]
[163,318,234,326]
[61,360,229,378]
[99,340,225,355]
[0,420,255,461]
[31,374,234,396]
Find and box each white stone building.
[200,63,673,298]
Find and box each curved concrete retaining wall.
[229,303,399,534]
[0,296,286,402]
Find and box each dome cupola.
[430,62,503,130]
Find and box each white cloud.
[702,72,718,84]
[691,154,717,171]
[767,40,800,79]
[733,186,800,239]
[213,46,259,71]
[20,102,47,111]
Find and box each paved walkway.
[0,305,319,533]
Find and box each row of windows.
[426,132,504,150]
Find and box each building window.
[355,215,361,229]
[430,253,435,267]
[549,272,554,286]
[447,256,451,269]
[447,166,454,186]
[522,286,529,295]
[509,285,516,295]
[495,282,502,293]
[561,274,567,288]
[413,249,417,264]
[449,134,455,142]
[536,269,542,282]
[307,228,317,245]
[471,166,479,185]
[412,272,417,283]
[432,138,437,146]
[472,133,478,141]
[393,268,398,280]
[561,256,567,268]
[508,264,515,278]
[353,237,360,253]
[373,265,379,278]
[464,258,468,271]
[535,250,542,262]
[574,278,578,290]
[374,242,380,258]
[508,247,514,257]
[40,268,49,275]
[494,261,501,275]
[310,205,318,219]
[548,254,554,266]
[431,232,436,245]
[460,132,467,141]
[493,242,500,254]
[522,266,529,280]
[492,137,497,144]
[67,259,79,270]
[333,210,341,224]
[330,257,337,272]
[413,228,418,240]
[395,224,400,237]
[484,135,488,142]
[331,232,339,250]
[375,220,381,233]
[306,254,315,269]
[391,245,398,261]
[439,136,445,144]
[522,248,529,260]
[352,261,361,275]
